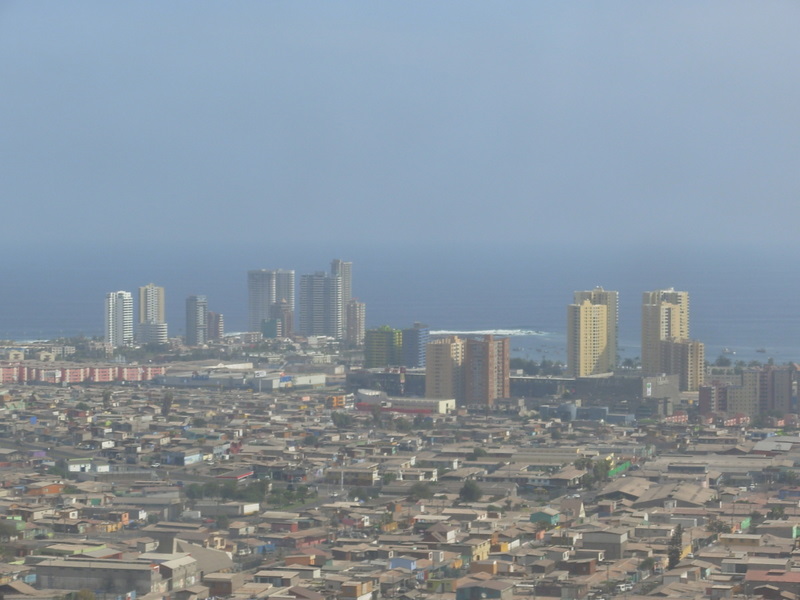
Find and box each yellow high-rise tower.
[641,288,690,376]
[567,287,618,377]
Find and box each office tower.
[137,283,168,344]
[105,291,134,348]
[402,322,430,368]
[364,326,403,368]
[641,288,690,375]
[572,287,618,367]
[464,335,510,407]
[426,336,465,401]
[207,311,224,341]
[345,299,366,346]
[247,269,295,333]
[298,272,342,338]
[567,287,618,377]
[185,295,208,346]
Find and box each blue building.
[402,322,430,368]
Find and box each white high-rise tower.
[105,291,134,348]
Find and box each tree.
[216,515,230,530]
[706,518,731,534]
[161,391,174,417]
[408,482,433,501]
[459,480,483,503]
[667,524,683,570]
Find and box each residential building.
[207,311,224,341]
[185,295,208,346]
[641,288,690,375]
[402,322,430,368]
[105,291,134,348]
[298,271,342,339]
[660,338,705,391]
[268,299,293,338]
[364,326,403,368]
[426,336,465,402]
[331,259,352,331]
[137,283,168,344]
[345,298,366,346]
[247,269,295,333]
[464,335,510,407]
[426,335,509,406]
[567,288,618,377]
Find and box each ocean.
[0,241,796,365]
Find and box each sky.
[2,2,800,249]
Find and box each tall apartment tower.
[464,335,510,407]
[641,288,690,375]
[247,269,295,333]
[345,299,366,346]
[298,272,343,339]
[105,291,134,348]
[426,336,466,401]
[137,283,168,345]
[567,287,618,377]
[402,322,430,368]
[185,295,208,346]
[364,326,403,368]
[207,311,224,341]
[331,259,352,330]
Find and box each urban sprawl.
[0,259,797,600]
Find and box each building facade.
[298,272,342,339]
[402,322,430,368]
[247,269,295,333]
[105,291,134,348]
[464,335,510,406]
[641,288,690,376]
[185,295,208,346]
[137,283,168,344]
[364,326,403,368]
[567,288,618,377]
[426,336,465,402]
[345,299,366,346]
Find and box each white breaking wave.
[429,329,547,337]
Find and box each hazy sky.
[2,2,799,248]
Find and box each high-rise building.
[402,322,430,368]
[660,339,705,392]
[573,287,618,364]
[185,295,208,346]
[426,336,465,401]
[268,300,293,338]
[207,311,224,341]
[298,272,342,338]
[464,335,510,406]
[700,365,793,417]
[364,326,403,368]
[105,291,134,348]
[331,259,352,330]
[345,299,366,346]
[137,283,168,344]
[567,287,618,377]
[247,269,295,333]
[641,288,690,375]
[425,335,509,406]
[138,283,165,324]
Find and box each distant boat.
[756,348,766,353]
[722,348,735,355]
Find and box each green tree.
[706,518,731,534]
[161,391,174,417]
[667,524,683,570]
[408,482,433,501]
[458,480,483,503]
[216,515,230,529]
